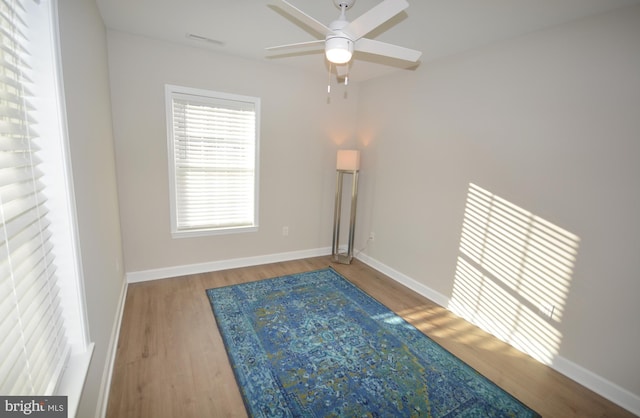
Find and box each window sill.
[171,225,259,239]
[56,342,95,418]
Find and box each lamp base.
[332,252,353,265]
[332,170,358,266]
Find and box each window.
[165,85,260,237]
[0,0,90,407]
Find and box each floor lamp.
[332,150,360,264]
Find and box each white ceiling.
[95,0,640,82]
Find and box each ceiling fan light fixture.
[267,0,422,70]
[325,36,353,64]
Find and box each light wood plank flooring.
[106,256,635,417]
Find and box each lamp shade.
[336,150,360,171]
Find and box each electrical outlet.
[540,303,555,320]
[282,226,289,236]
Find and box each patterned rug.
[206,268,540,417]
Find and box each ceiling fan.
[266,0,422,75]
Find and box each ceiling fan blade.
[276,0,332,36]
[355,38,422,62]
[344,0,409,41]
[266,39,325,53]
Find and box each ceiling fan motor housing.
[325,18,353,64]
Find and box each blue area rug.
[206,268,540,417]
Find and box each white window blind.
[0,0,70,395]
[166,85,260,236]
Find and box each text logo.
[0,397,66,418]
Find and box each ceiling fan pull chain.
[343,75,349,99]
[327,62,333,94]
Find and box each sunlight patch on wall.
[448,183,580,364]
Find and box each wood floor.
[106,256,635,417]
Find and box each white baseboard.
[126,247,332,283]
[356,252,450,307]
[552,356,640,416]
[355,252,640,417]
[95,277,128,418]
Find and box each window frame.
[165,84,260,238]
[0,0,92,412]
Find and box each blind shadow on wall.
[449,183,580,364]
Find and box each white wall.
[355,3,640,402]
[106,31,358,274]
[56,1,126,416]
